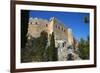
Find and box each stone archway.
[67,53,74,60]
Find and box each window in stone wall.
[58,26,60,29]
[30,22,32,25]
[35,22,38,25]
[64,29,66,32]
[46,24,48,27]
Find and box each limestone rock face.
[27,17,80,61]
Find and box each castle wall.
[27,18,49,38]
[27,17,74,46]
[49,17,68,42]
[26,17,79,61]
[53,23,68,41]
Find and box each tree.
[46,32,58,61]
[37,31,48,61]
[21,31,48,62]
[78,36,89,59]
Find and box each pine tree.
[78,36,89,59]
[46,32,57,61]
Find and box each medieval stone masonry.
[27,17,81,61]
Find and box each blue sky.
[29,10,89,41]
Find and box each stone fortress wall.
[27,17,80,61]
[27,17,49,38]
[27,17,74,44]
